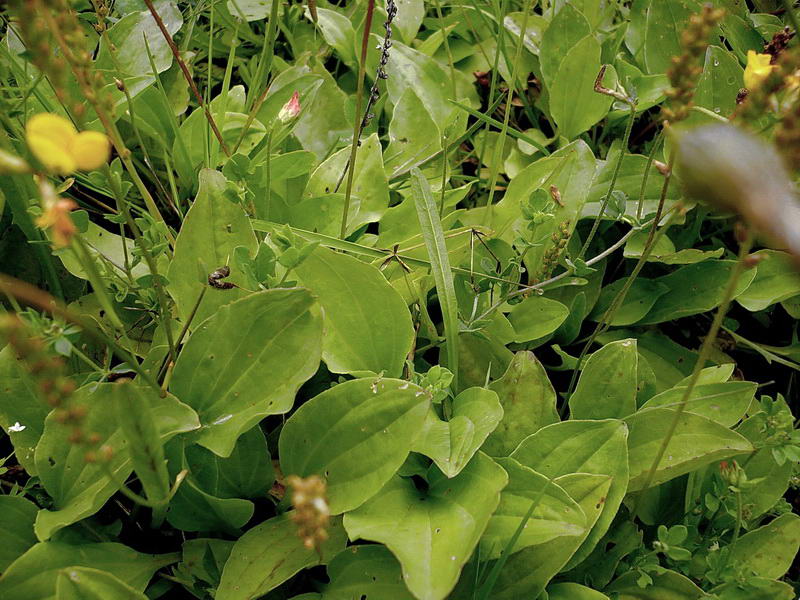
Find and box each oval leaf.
[279,378,430,514]
[170,288,322,457]
[295,247,414,378]
[344,453,507,600]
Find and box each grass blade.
[411,167,460,390]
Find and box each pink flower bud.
[278,91,301,123]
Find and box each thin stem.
[156,287,206,382]
[142,0,230,157]
[484,0,530,228]
[339,0,376,238]
[578,103,637,259]
[637,131,664,221]
[105,165,175,360]
[235,0,281,153]
[265,128,273,219]
[630,229,754,521]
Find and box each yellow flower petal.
[26,113,77,148]
[26,113,78,175]
[744,50,774,90]
[70,130,111,171]
[26,133,76,175]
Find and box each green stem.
[485,0,532,228]
[637,131,665,221]
[579,104,637,258]
[102,165,177,365]
[339,0,375,239]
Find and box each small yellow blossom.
[744,51,774,90]
[26,113,111,175]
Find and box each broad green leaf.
[173,87,266,175]
[511,419,629,569]
[486,473,612,599]
[170,288,322,456]
[412,387,503,478]
[607,568,705,599]
[227,0,272,20]
[166,476,253,534]
[539,4,591,84]
[375,36,476,123]
[34,383,199,540]
[412,167,460,389]
[548,582,610,600]
[290,68,349,160]
[167,169,257,324]
[295,133,389,236]
[623,231,724,265]
[675,364,735,387]
[641,381,756,426]
[638,260,758,325]
[0,346,49,474]
[322,545,414,600]
[176,110,267,174]
[393,0,425,43]
[184,425,274,499]
[625,407,754,491]
[549,36,615,139]
[694,46,744,118]
[570,339,638,420]
[503,12,548,55]
[480,458,585,560]
[736,250,800,311]
[584,153,681,221]
[57,220,148,282]
[216,514,347,600]
[55,567,147,600]
[344,453,507,600]
[711,578,795,600]
[294,246,413,378]
[457,330,513,391]
[0,495,38,571]
[279,378,430,514]
[179,538,233,588]
[599,330,698,393]
[727,513,800,579]
[384,87,441,174]
[506,295,570,343]
[483,351,560,457]
[377,184,472,248]
[95,0,182,76]
[0,542,176,600]
[487,140,596,274]
[310,8,356,66]
[589,279,669,326]
[734,442,793,518]
[636,0,701,74]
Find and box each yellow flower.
[25,113,111,175]
[744,51,774,90]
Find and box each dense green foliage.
[1,0,800,599]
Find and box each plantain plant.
[0,1,799,599]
